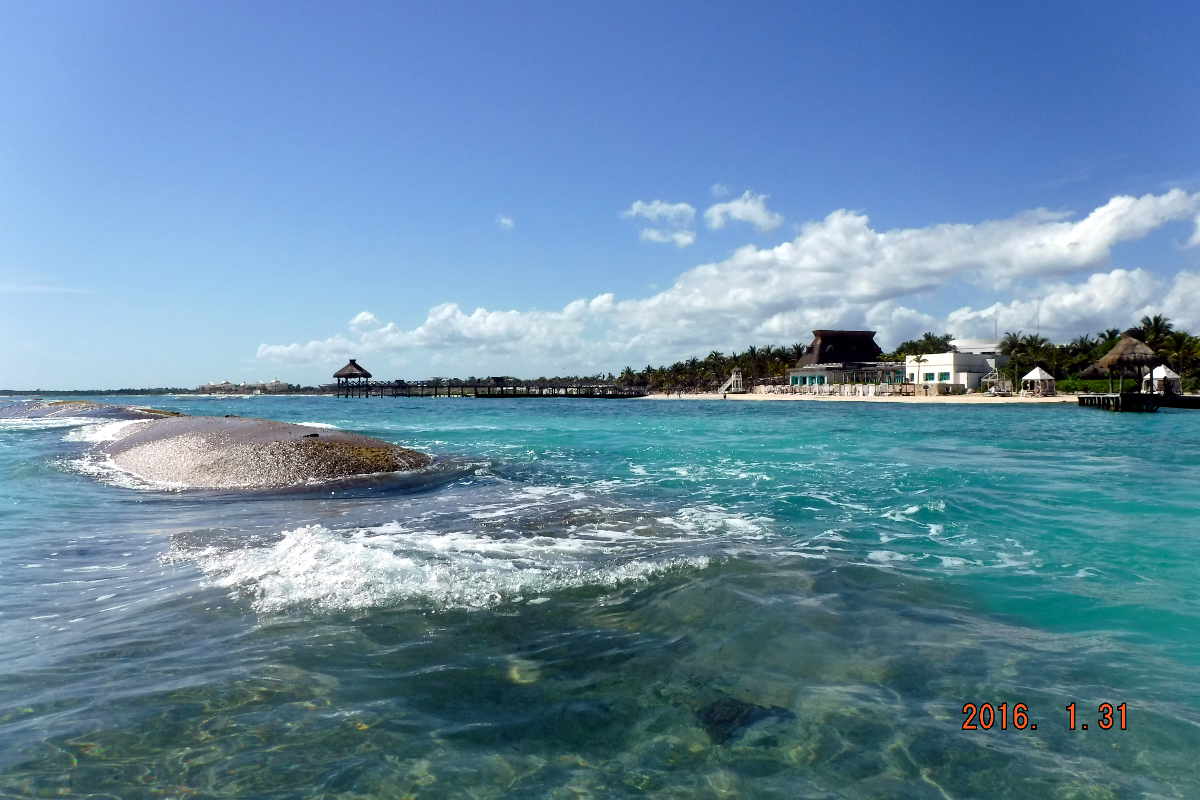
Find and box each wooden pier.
[1078,393,1160,413]
[337,380,648,399]
[1160,394,1200,410]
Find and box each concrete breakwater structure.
[331,360,648,399]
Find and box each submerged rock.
[696,695,795,745]
[0,399,179,420]
[100,415,431,489]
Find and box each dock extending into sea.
[1078,393,1160,412]
[337,381,648,399]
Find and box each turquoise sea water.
[2,394,1199,798]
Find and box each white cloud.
[621,199,695,226]
[623,199,696,247]
[640,228,696,248]
[259,190,1200,374]
[711,183,730,198]
[1160,271,1200,330]
[945,269,1162,341]
[704,190,784,232]
[349,311,381,331]
[496,214,515,230]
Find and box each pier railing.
[335,381,648,399]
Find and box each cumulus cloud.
[349,311,380,330]
[623,199,696,247]
[1159,271,1200,330]
[622,199,695,226]
[705,190,783,232]
[496,214,515,230]
[640,228,696,248]
[946,269,1162,341]
[711,183,730,198]
[946,267,1200,342]
[259,190,1200,373]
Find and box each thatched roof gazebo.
[1091,335,1157,393]
[334,359,372,397]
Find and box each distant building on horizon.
[196,378,291,394]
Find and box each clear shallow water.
[2,395,1199,798]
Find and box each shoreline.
[641,391,1080,404]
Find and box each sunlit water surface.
[2,395,1198,798]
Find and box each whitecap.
[63,419,150,443]
[182,523,711,614]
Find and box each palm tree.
[912,354,927,383]
[999,330,1024,357]
[1161,332,1199,378]
[1137,314,1174,349]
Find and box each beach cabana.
[1143,365,1182,394]
[1020,367,1056,396]
[334,359,372,397]
[1092,335,1158,393]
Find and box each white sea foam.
[186,522,711,614]
[63,419,150,443]
[295,421,340,429]
[0,416,104,431]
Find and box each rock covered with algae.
[0,399,181,420]
[99,415,431,489]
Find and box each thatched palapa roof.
[795,330,883,367]
[1094,335,1157,372]
[334,359,372,379]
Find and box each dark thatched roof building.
[794,330,883,367]
[787,330,902,386]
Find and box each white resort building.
[904,340,1007,391]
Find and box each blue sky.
[2,0,1198,388]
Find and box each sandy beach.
[643,391,1079,404]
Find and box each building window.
[908,373,915,381]
[938,372,950,382]
[923,372,935,381]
